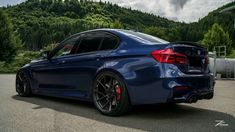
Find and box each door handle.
[58,60,66,64]
[95,54,105,61]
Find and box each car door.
[30,34,82,96]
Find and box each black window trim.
[75,31,121,55]
[48,30,121,59]
[76,32,103,54]
[97,31,120,51]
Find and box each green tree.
[144,26,169,41]
[112,19,124,29]
[202,23,232,55]
[0,10,21,62]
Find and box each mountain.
[1,0,235,50]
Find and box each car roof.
[85,29,169,44]
[61,28,168,45]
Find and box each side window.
[53,36,79,58]
[100,34,119,51]
[77,33,102,54]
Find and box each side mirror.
[40,50,50,59]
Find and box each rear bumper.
[127,73,215,105]
[166,74,215,103]
[122,59,215,105]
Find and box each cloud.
[97,0,234,23]
[0,0,24,7]
[169,0,190,11]
[177,0,234,22]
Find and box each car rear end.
[151,42,215,103]
[113,30,214,104]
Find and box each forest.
[0,0,235,72]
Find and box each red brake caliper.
[116,85,121,101]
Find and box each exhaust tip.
[186,94,198,103]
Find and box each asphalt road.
[0,74,234,132]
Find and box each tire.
[93,71,132,116]
[16,71,32,97]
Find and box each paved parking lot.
[0,74,234,132]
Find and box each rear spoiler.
[169,41,206,49]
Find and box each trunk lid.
[170,42,209,74]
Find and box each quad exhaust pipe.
[186,94,198,103]
[172,93,213,103]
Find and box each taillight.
[151,48,188,64]
[174,86,190,91]
[205,55,209,65]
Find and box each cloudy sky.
[0,0,234,23]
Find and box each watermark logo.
[215,120,229,127]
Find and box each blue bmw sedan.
[16,29,214,116]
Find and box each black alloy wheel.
[16,71,32,97]
[93,72,131,116]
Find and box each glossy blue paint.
[18,29,214,105]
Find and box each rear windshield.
[120,30,169,44]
